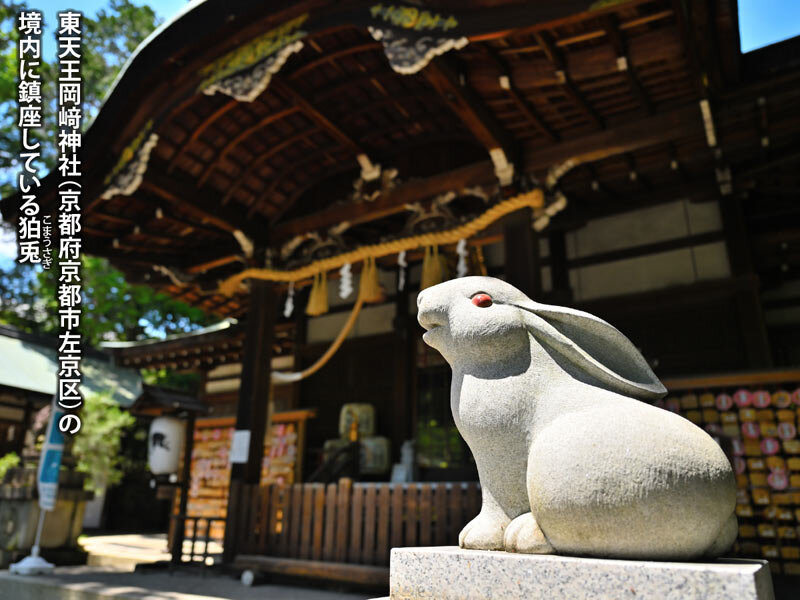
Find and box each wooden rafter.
[479,47,559,142]
[339,93,442,126]
[532,30,604,128]
[167,98,238,173]
[273,102,707,240]
[289,42,382,79]
[623,152,652,190]
[254,147,350,220]
[668,141,689,181]
[601,14,654,114]
[523,102,701,171]
[186,254,243,275]
[141,163,268,239]
[270,160,363,224]
[273,161,496,240]
[90,211,135,227]
[272,79,364,155]
[197,106,302,187]
[221,128,319,206]
[358,112,457,145]
[311,70,403,105]
[423,56,517,166]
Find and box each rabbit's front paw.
[458,513,505,550]
[503,512,554,554]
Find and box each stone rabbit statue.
[417,276,736,560]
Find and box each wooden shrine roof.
[3,0,800,318]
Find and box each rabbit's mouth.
[418,313,444,331]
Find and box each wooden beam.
[222,128,318,206]
[548,230,571,303]
[480,48,559,142]
[567,230,724,269]
[339,93,442,126]
[142,161,268,239]
[532,31,604,128]
[601,14,654,114]
[83,241,241,276]
[273,104,706,240]
[289,42,382,80]
[272,79,363,155]
[168,98,238,173]
[90,211,135,227]
[503,207,541,298]
[523,103,701,171]
[251,144,345,218]
[232,280,275,485]
[272,160,496,241]
[423,57,518,170]
[186,254,243,274]
[198,106,301,187]
[267,160,359,224]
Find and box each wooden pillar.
[223,280,276,563]
[503,207,541,298]
[170,412,195,567]
[548,230,572,304]
[720,197,772,368]
[291,287,308,412]
[720,196,753,277]
[393,268,416,461]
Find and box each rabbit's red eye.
[471,293,493,308]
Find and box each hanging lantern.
[148,417,185,475]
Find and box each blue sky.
[1,1,188,266]
[739,0,800,52]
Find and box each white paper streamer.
[283,281,295,318]
[456,239,468,278]
[397,251,407,292]
[339,263,353,299]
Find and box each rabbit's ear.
[514,300,666,401]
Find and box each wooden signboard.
[661,370,800,576]
[178,409,315,540]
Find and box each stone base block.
[389,547,774,600]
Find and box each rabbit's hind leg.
[503,512,554,554]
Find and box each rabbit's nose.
[416,291,425,307]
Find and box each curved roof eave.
[90,0,209,130]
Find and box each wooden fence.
[227,479,481,584]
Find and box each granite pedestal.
[386,547,774,600]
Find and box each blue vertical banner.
[37,399,66,511]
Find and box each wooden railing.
[227,479,480,584]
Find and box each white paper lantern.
[148,417,185,475]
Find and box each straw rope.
[271,294,365,384]
[218,189,543,296]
